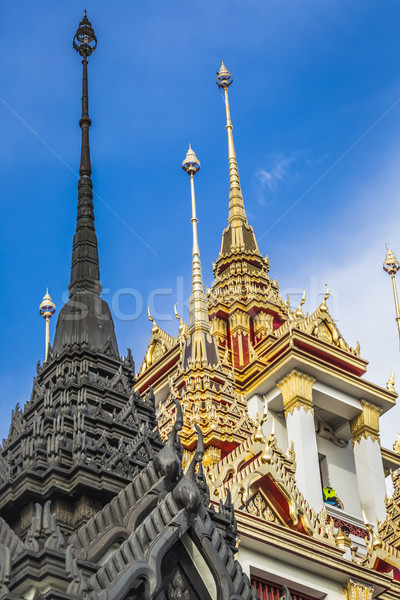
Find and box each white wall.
[238,544,346,600]
[316,435,361,518]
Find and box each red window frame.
[251,575,319,600]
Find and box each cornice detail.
[277,369,316,417]
[343,578,373,600]
[350,400,382,446]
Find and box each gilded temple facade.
[137,63,400,599]
[3,12,400,600]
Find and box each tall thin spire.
[69,11,101,297]
[182,145,210,333]
[383,245,400,349]
[182,146,218,367]
[52,12,118,357]
[216,62,258,254]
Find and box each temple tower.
[208,63,286,370]
[156,145,257,468]
[0,12,162,538]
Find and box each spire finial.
[69,12,100,297]
[216,62,246,225]
[216,63,258,255]
[73,11,97,60]
[181,146,219,368]
[182,145,209,333]
[383,245,400,349]
[39,289,56,363]
[52,14,118,357]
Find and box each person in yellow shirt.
[323,486,344,509]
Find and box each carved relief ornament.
[277,370,316,417]
[343,579,373,600]
[350,400,382,446]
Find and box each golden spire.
[182,145,219,367]
[383,245,400,349]
[39,289,56,363]
[216,62,258,253]
[182,144,210,333]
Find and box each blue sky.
[1,1,400,448]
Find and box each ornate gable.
[139,316,178,375]
[275,293,360,358]
[209,426,337,543]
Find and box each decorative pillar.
[350,400,386,523]
[277,370,322,512]
[229,310,251,368]
[343,579,373,600]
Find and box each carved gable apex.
[139,327,178,375]
[308,313,349,351]
[100,337,119,358]
[108,365,131,394]
[298,303,356,355]
[30,377,44,403]
[4,403,26,446]
[243,489,281,525]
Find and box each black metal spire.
[69,11,100,297]
[52,12,118,357]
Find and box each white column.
[351,401,386,523]
[247,394,264,420]
[277,370,323,513]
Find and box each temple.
[137,63,400,599]
[3,11,400,600]
[0,13,256,600]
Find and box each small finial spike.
[387,371,396,392]
[39,290,56,363]
[383,246,400,350]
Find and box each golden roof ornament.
[294,289,306,318]
[39,289,56,363]
[216,61,250,239]
[174,304,189,339]
[383,245,400,349]
[320,283,330,311]
[147,305,160,334]
[386,371,396,393]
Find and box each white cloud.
[256,153,297,192]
